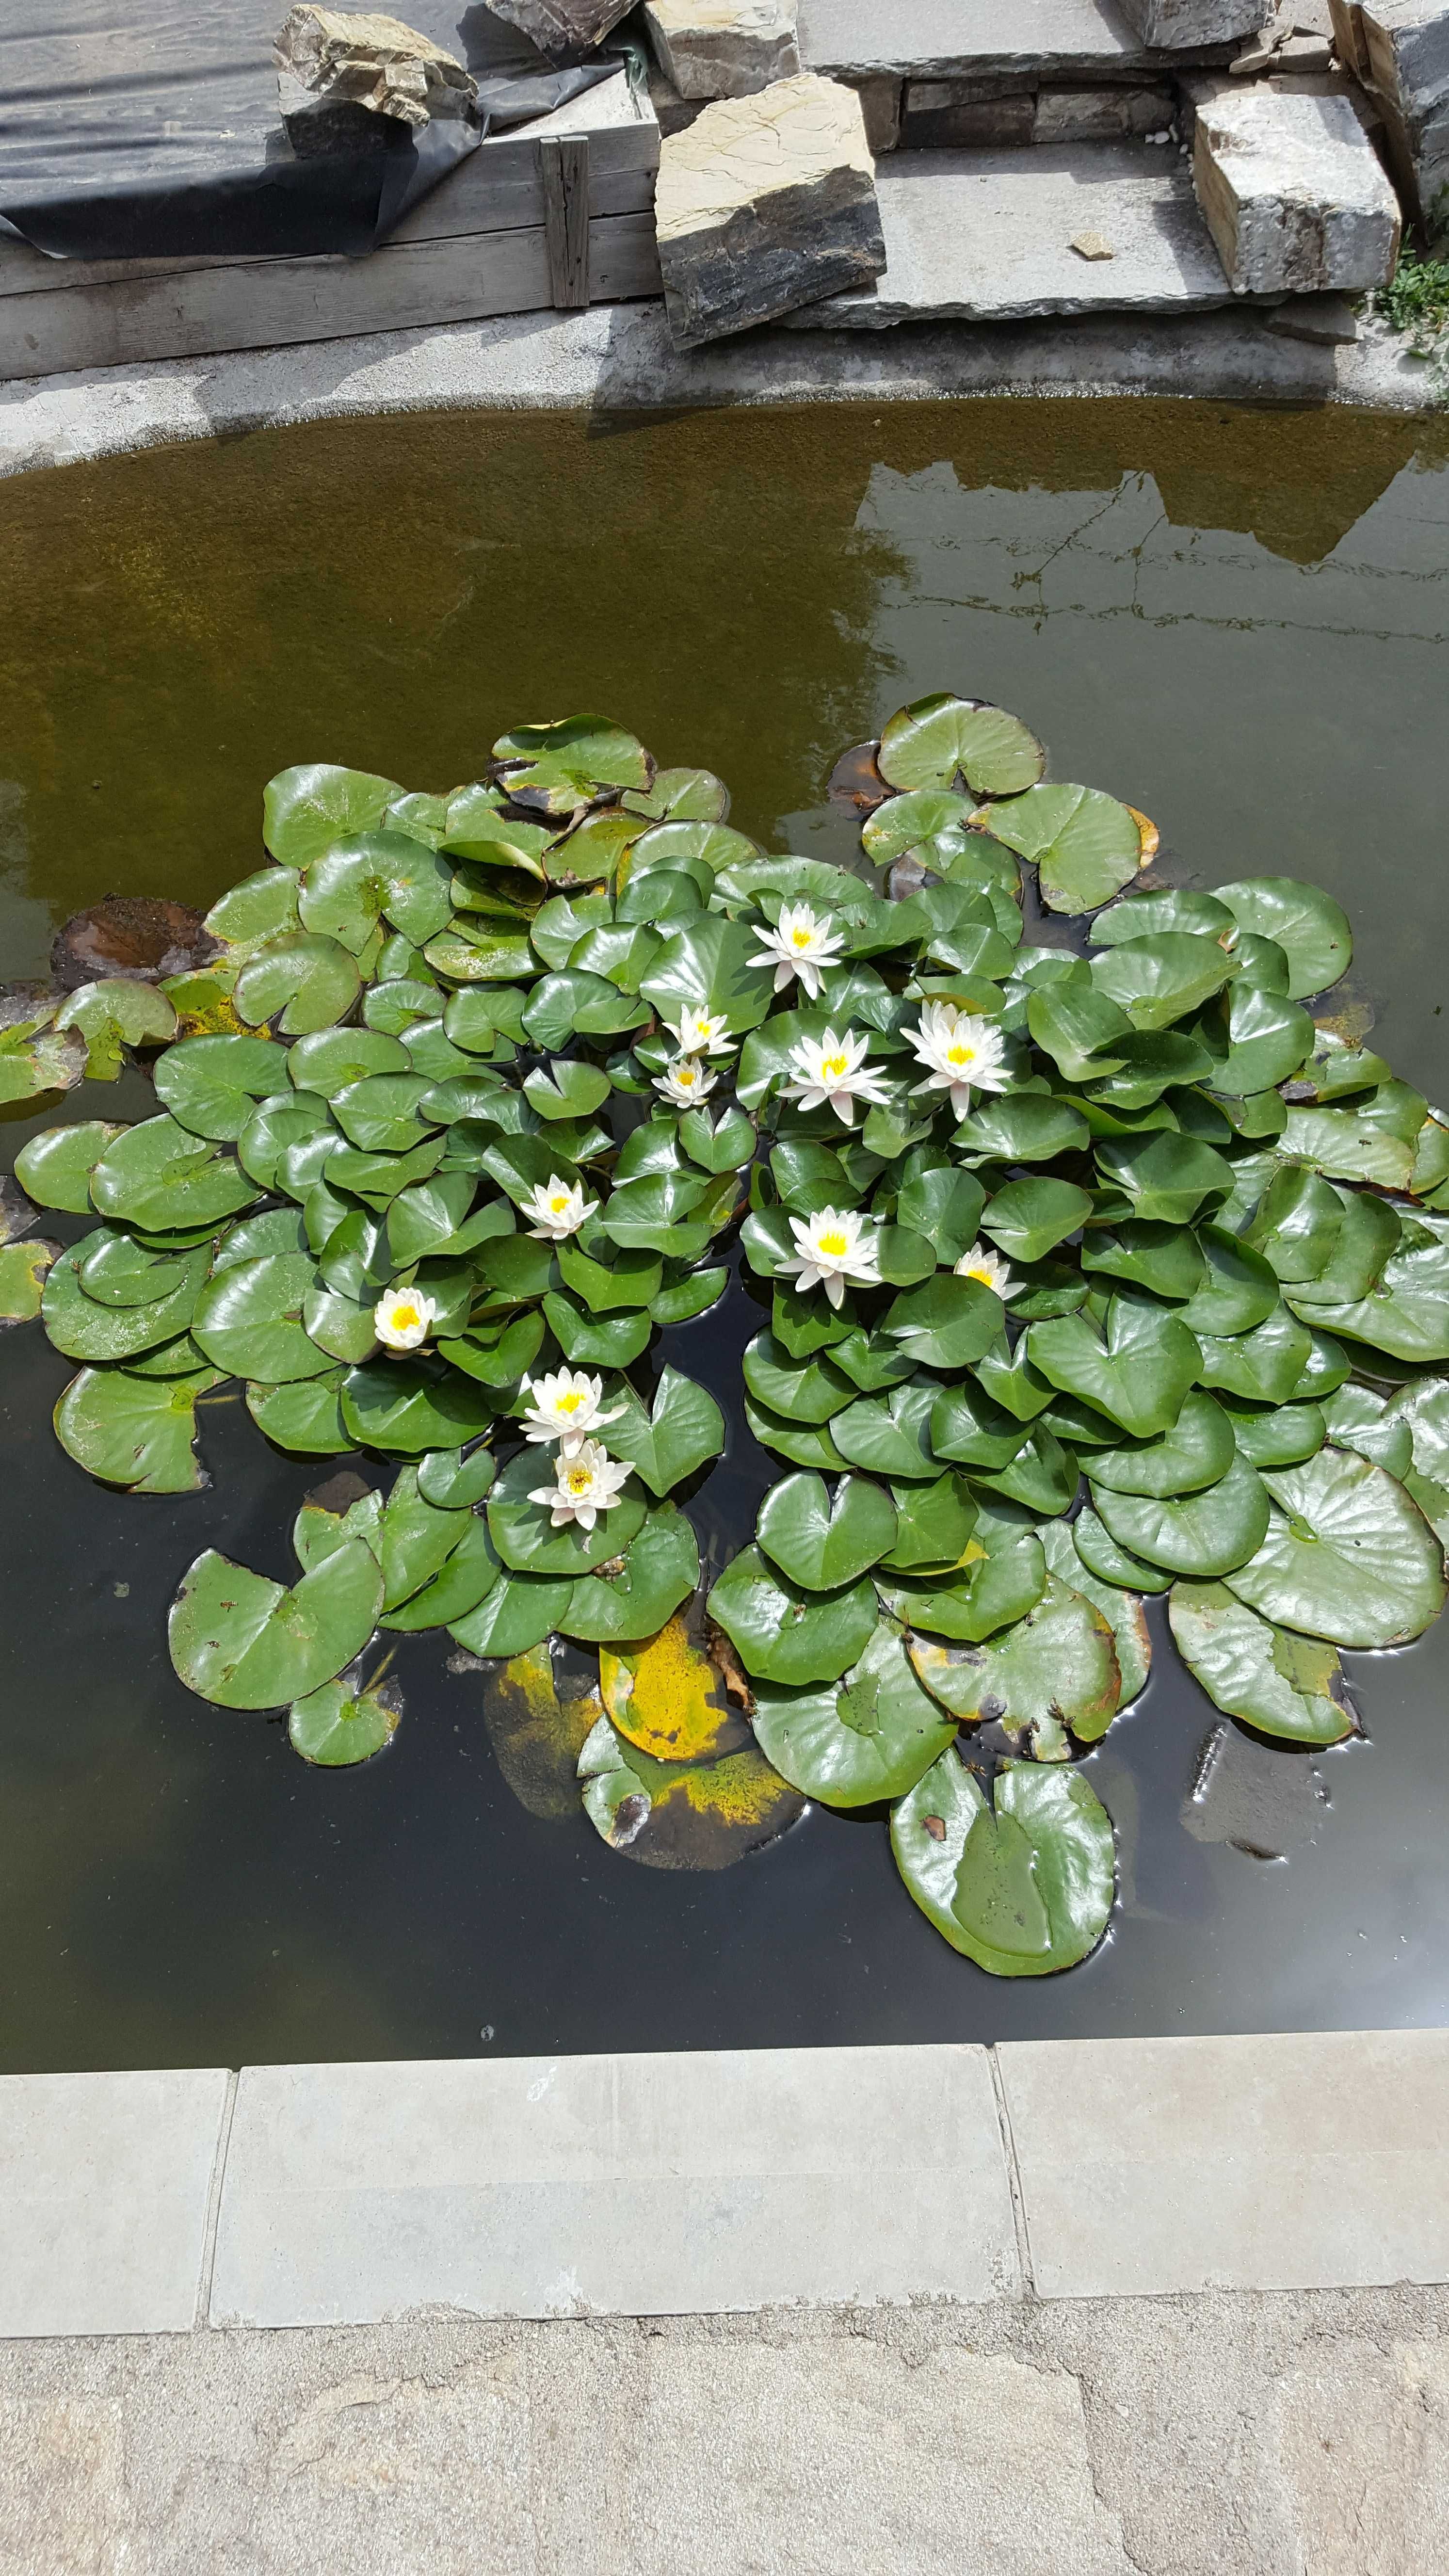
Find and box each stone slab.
[798,0,1240,80]
[1000,2030,1449,2298]
[1188,77,1402,291]
[209,2046,1019,2325]
[1116,0,1269,44]
[655,71,885,345]
[0,2069,232,2336]
[1352,0,1449,240]
[779,144,1238,325]
[644,0,803,100]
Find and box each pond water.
[1,399,1448,2073]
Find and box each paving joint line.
[195,2067,239,2331]
[987,2047,1036,2302]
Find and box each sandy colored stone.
[274,8,476,127]
[1035,83,1177,139]
[1190,76,1401,288]
[1353,0,1449,240]
[644,0,802,101]
[655,72,885,345]
[1273,2336,1449,2574]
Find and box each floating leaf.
[245,1368,350,1453]
[752,1614,957,1806]
[1071,1502,1174,1593]
[1194,1303,1312,1404]
[831,1381,940,1482]
[42,1234,209,1363]
[708,1544,877,1685]
[289,1666,402,1766]
[880,1526,1048,1642]
[598,1608,749,1762]
[234,934,361,1037]
[169,1539,383,1710]
[639,913,773,1036]
[1168,1582,1355,1746]
[891,1754,1115,1975]
[884,1272,1002,1369]
[1178,1225,1280,1336]
[53,1361,225,1491]
[340,1359,495,1456]
[90,1116,258,1233]
[1089,1450,1271,1577]
[486,1445,646,1577]
[492,714,652,806]
[1202,981,1313,1096]
[558,1506,700,1643]
[1039,1521,1151,1710]
[981,1176,1095,1265]
[14,1122,127,1216]
[877,696,1045,797]
[263,762,400,866]
[1094,1132,1234,1227]
[191,1253,336,1384]
[1224,1449,1447,1647]
[1214,878,1352,999]
[1084,1387,1235,1496]
[1028,1293,1200,1438]
[298,832,454,953]
[204,866,302,957]
[908,1576,1120,1759]
[985,783,1141,915]
[0,1238,57,1323]
[0,1024,88,1104]
[577,1715,804,1870]
[755,1470,897,1589]
[599,1366,724,1496]
[55,979,176,1080]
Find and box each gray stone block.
[483,0,639,58]
[655,71,885,345]
[644,0,802,100]
[1118,0,1271,38]
[838,72,904,151]
[1189,75,1402,287]
[209,2047,1018,2324]
[1354,0,1449,239]
[0,2070,232,2336]
[781,142,1237,323]
[798,0,1243,80]
[1034,81,1177,136]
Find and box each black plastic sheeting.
[0,1,622,261]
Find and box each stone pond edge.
[0,298,1445,483]
[2,2029,1446,2337]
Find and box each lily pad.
[755,1470,898,1589]
[880,1469,977,1573]
[577,1714,804,1870]
[1168,1581,1355,1746]
[639,913,774,1036]
[263,762,400,866]
[234,934,361,1037]
[340,1359,496,1456]
[908,1576,1121,1759]
[289,1666,402,1767]
[1089,1450,1271,1577]
[449,1569,574,1658]
[14,1122,129,1215]
[877,696,1045,797]
[1028,1293,1200,1438]
[708,1543,877,1685]
[1039,1520,1151,1709]
[598,1609,750,1763]
[0,1237,58,1323]
[42,1234,209,1363]
[1084,1388,1235,1496]
[980,1175,1095,1265]
[1202,981,1313,1096]
[831,1381,940,1481]
[558,1505,701,1644]
[891,1753,1115,1974]
[479,1642,602,1817]
[169,1538,383,1710]
[603,1366,725,1496]
[1091,934,1237,1031]
[1071,1503,1174,1594]
[752,1614,958,1806]
[1194,1304,1312,1404]
[880,1529,1048,1642]
[486,1445,646,1576]
[884,1272,1003,1369]
[1178,1225,1280,1336]
[191,1252,336,1384]
[55,979,177,1080]
[90,1116,259,1233]
[1214,878,1352,999]
[1224,1449,1447,1647]
[984,783,1141,915]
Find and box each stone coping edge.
[0,299,1442,483]
[1,2030,1445,2337]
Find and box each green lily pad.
[1039,1520,1151,1710]
[742,1393,846,1470]
[831,1380,940,1481]
[0,1237,58,1322]
[154,1033,292,1142]
[1219,1397,1326,1467]
[1026,977,1133,1082]
[543,1293,653,1369]
[755,1470,898,1589]
[1079,1221,1206,1303]
[742,1332,854,1425]
[289,1666,402,1766]
[1288,1190,1401,1309]
[879,1470,977,1573]
[908,1575,1120,1759]
[1202,981,1313,1096]
[884,1272,1003,1369]
[708,1543,877,1685]
[169,1537,383,1710]
[1093,1131,1235,1226]
[1089,1450,1271,1577]
[381,1515,500,1631]
[1178,1225,1280,1336]
[190,1252,336,1383]
[752,1614,958,1807]
[1071,1504,1174,1593]
[0,1024,89,1104]
[1091,934,1237,1031]
[1094,889,1234,946]
[603,1366,725,1496]
[1224,1449,1447,1646]
[493,713,652,806]
[486,1445,646,1576]
[557,1506,700,1644]
[984,783,1141,915]
[263,762,400,866]
[1278,1088,1423,1192]
[53,1361,225,1491]
[980,1175,1095,1265]
[1242,1162,1344,1284]
[970,1421,1079,1515]
[1084,1388,1235,1496]
[298,832,454,953]
[639,913,774,1036]
[42,1233,209,1363]
[1194,1303,1312,1404]
[877,696,1045,797]
[577,1714,804,1870]
[1168,1581,1355,1746]
[234,934,361,1036]
[340,1359,495,1456]
[14,1122,128,1215]
[951,1095,1090,1166]
[55,979,177,1080]
[880,1529,1047,1642]
[205,866,303,958]
[1027,1293,1201,1438]
[90,1116,259,1233]
[1214,878,1352,998]
[891,1753,1115,1974]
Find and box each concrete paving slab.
[0,2069,232,2337]
[780,145,1236,324]
[209,2045,1019,2326]
[999,2029,1449,2298]
[798,0,1239,80]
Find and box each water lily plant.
[781,1026,892,1127]
[747,900,847,1000]
[778,1206,882,1307]
[520,1367,624,1454]
[375,1285,436,1352]
[654,1053,718,1109]
[907,1001,1009,1119]
[953,1241,1014,1300]
[523,1176,598,1240]
[529,1438,632,1532]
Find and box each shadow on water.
[0,400,1447,2070]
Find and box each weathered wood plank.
[0,211,661,380]
[540,134,591,307]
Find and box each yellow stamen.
[558,1392,583,1412]
[822,1055,848,1079]
[947,1046,975,1067]
[549,1193,568,1212]
[791,927,812,948]
[390,1303,420,1331]
[818,1231,848,1258]
[566,1466,592,1494]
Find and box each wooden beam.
[538,134,591,311]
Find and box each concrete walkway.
[0,296,1441,484]
[3,2286,1446,2572]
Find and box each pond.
[1,398,1448,2074]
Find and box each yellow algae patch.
[599,1611,751,1763]
[484,1641,601,1820]
[161,969,247,1038]
[578,1710,805,1871]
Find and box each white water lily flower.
[374,1284,437,1353]
[778,1205,881,1310]
[782,1025,892,1127]
[519,1367,624,1455]
[654,1053,718,1110]
[665,1005,733,1058]
[528,1437,632,1533]
[953,1240,1015,1301]
[747,901,847,1002]
[522,1175,598,1241]
[906,1000,1009,1120]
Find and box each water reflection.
[0,401,1446,2069]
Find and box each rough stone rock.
[481,0,640,59]
[902,80,1036,146]
[647,63,706,133]
[1034,83,1177,139]
[50,900,221,991]
[1117,0,1271,41]
[273,8,476,127]
[655,71,885,345]
[644,0,802,100]
[837,73,903,152]
[1264,282,1362,329]
[1189,76,1401,287]
[1349,0,1449,241]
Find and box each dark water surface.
[1,401,1448,2072]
